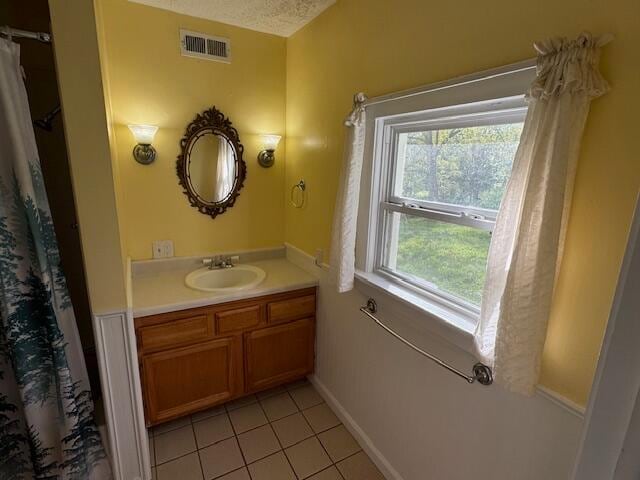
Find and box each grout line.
[191,407,226,425]
[189,412,205,480]
[154,449,198,468]
[196,440,206,480]
[256,398,299,480]
[213,466,248,480]
[150,382,374,479]
[314,424,339,478]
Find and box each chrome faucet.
[202,255,237,270]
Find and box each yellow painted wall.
[97,0,287,260]
[49,0,127,315]
[285,0,640,404]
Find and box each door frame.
[572,194,640,479]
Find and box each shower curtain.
[0,38,111,479]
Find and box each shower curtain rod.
[0,26,51,43]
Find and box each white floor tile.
[237,424,281,463]
[248,452,296,480]
[271,412,314,448]
[153,416,191,436]
[285,436,332,479]
[149,435,155,467]
[337,451,385,480]
[260,392,298,421]
[216,467,250,480]
[318,425,361,462]
[286,378,310,391]
[256,386,287,400]
[191,404,226,423]
[155,452,203,480]
[307,466,343,480]
[154,424,197,464]
[199,437,245,479]
[225,394,258,411]
[193,413,234,449]
[289,385,323,410]
[303,403,341,433]
[228,402,268,434]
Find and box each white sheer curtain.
[329,92,367,292]
[474,32,611,395]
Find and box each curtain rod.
[362,58,537,109]
[0,26,52,43]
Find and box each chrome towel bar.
[359,298,493,386]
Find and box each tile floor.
[148,379,385,480]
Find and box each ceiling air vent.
[180,29,231,63]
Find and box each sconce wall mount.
[132,143,157,165]
[258,134,281,168]
[128,124,158,165]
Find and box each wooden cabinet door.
[142,336,242,425]
[245,318,314,392]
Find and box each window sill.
[354,270,477,355]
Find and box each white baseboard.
[309,375,404,480]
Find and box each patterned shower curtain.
[0,38,111,479]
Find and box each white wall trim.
[93,310,151,480]
[285,243,586,419]
[537,385,586,419]
[571,196,640,479]
[309,375,404,480]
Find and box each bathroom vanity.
[131,254,318,427]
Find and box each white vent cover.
[180,29,231,63]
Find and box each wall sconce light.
[257,134,282,168]
[128,124,158,165]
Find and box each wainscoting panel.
[93,311,151,480]
[286,243,584,480]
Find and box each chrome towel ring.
[290,180,306,208]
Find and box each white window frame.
[354,60,536,341]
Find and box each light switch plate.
[163,240,174,258]
[152,240,174,259]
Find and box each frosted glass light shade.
[128,124,158,144]
[261,134,282,151]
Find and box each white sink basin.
[185,264,266,292]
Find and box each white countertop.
[132,257,318,317]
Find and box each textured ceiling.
[129,0,336,37]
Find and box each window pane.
[395,123,523,211]
[383,212,491,306]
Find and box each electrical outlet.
[315,248,324,266]
[152,240,174,259]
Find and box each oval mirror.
[177,107,246,218]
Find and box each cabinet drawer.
[138,314,212,353]
[267,295,316,324]
[216,305,262,334]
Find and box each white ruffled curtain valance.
[474,32,611,394]
[329,92,368,292]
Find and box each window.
[369,101,527,320]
